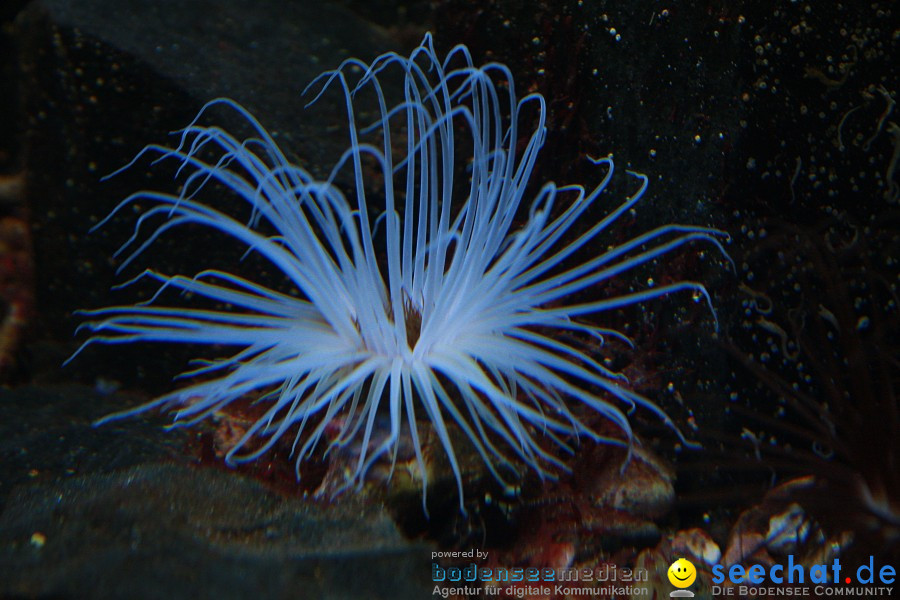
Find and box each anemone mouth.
[76,33,731,512]
[401,291,424,350]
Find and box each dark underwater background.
[0,1,896,598]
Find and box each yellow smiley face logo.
[667,558,697,588]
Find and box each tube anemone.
[74,34,730,510]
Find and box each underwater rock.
[0,384,191,505]
[0,463,433,599]
[0,385,432,599]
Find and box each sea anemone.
[73,34,729,509]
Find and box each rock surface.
[0,386,434,599]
